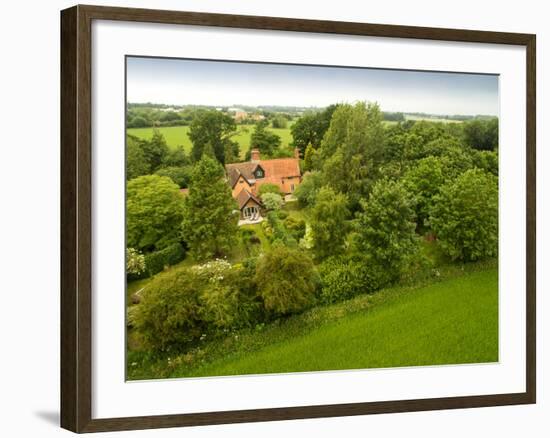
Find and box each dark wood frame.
[61,4,536,433]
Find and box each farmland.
[127,124,293,158]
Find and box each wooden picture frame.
[60,4,536,433]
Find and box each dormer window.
[254,167,264,179]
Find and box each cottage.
[225,148,302,220]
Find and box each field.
[127,262,498,380]
[404,115,462,123]
[127,124,293,158]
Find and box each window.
[255,168,264,179]
[243,206,259,219]
[290,184,295,192]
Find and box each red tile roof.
[235,188,262,210]
[225,157,300,188]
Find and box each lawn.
[127,263,498,379]
[127,124,293,158]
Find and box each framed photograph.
[60,4,536,433]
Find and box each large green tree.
[250,119,281,157]
[430,168,498,261]
[126,135,150,180]
[319,102,386,209]
[355,179,418,279]
[291,104,338,155]
[181,156,239,260]
[155,166,192,188]
[402,156,448,231]
[463,118,499,151]
[126,175,185,252]
[293,171,323,207]
[162,145,189,167]
[310,186,350,260]
[188,110,238,164]
[140,129,169,171]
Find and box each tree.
[255,246,318,315]
[430,168,498,261]
[126,175,185,252]
[262,192,283,210]
[162,146,188,167]
[319,102,386,209]
[471,150,498,176]
[250,120,281,157]
[181,155,239,260]
[463,118,499,151]
[126,135,150,180]
[310,186,350,260]
[140,129,169,171]
[272,115,288,129]
[155,166,192,188]
[188,110,238,164]
[291,104,338,155]
[293,171,323,207]
[402,156,447,231]
[355,179,418,280]
[303,143,320,171]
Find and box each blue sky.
[127,57,499,116]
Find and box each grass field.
[127,124,293,159]
[127,263,498,380]
[404,115,462,124]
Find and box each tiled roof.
[225,157,300,187]
[235,188,263,210]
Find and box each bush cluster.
[318,255,389,304]
[133,248,318,350]
[127,243,185,280]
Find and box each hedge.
[127,243,186,280]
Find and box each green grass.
[127,124,293,159]
[127,261,498,380]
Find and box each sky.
[126,56,499,116]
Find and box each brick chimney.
[251,148,260,162]
[294,148,300,159]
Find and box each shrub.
[258,183,282,197]
[143,243,185,277]
[430,168,498,261]
[133,260,264,350]
[127,243,185,280]
[318,255,389,304]
[132,269,204,350]
[283,216,306,240]
[262,192,283,210]
[277,210,289,220]
[192,259,261,330]
[266,212,297,247]
[255,246,318,316]
[126,248,145,276]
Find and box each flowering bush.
[126,248,145,275]
[262,192,283,211]
[191,258,232,283]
